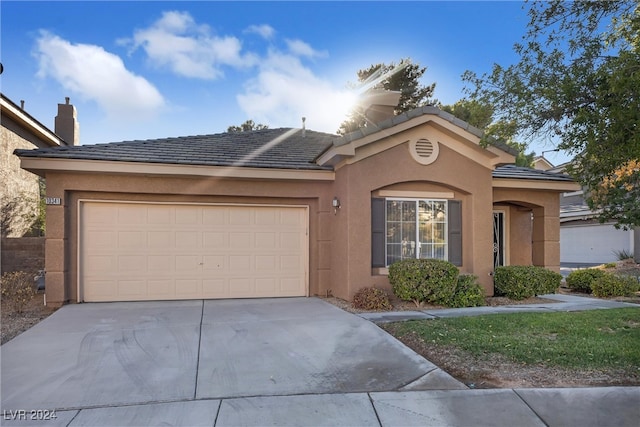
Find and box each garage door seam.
[194,299,205,400]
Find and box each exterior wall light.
[332,197,341,214]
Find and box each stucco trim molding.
[492,178,581,192]
[373,190,455,199]
[20,158,335,181]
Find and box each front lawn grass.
[387,308,640,372]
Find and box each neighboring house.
[1,94,78,277]
[533,155,554,171]
[547,162,635,264]
[1,94,78,237]
[15,97,578,306]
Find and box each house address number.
[45,197,61,205]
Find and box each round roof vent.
[410,138,439,165]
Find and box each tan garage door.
[79,202,308,302]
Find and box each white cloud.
[285,39,327,58]
[237,49,356,134]
[124,10,257,79]
[34,31,165,120]
[245,24,275,40]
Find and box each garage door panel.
[118,256,147,274]
[81,202,307,302]
[203,232,227,247]
[175,207,199,224]
[202,279,228,297]
[118,280,146,297]
[118,206,146,224]
[229,232,252,248]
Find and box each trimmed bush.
[389,258,459,307]
[447,274,485,308]
[1,271,36,313]
[565,269,607,293]
[591,273,640,297]
[352,287,392,311]
[494,265,562,300]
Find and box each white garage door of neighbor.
[561,224,633,264]
[80,202,308,302]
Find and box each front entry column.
[532,206,560,272]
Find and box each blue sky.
[1,0,571,164]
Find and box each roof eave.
[1,94,65,147]
[492,177,581,192]
[18,157,335,181]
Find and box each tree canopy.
[337,58,437,134]
[440,99,535,167]
[227,120,269,133]
[463,0,640,227]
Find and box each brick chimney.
[55,97,79,146]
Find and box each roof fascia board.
[19,158,335,181]
[1,96,63,147]
[493,178,581,192]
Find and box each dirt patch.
[382,327,640,389]
[322,294,559,314]
[1,292,58,345]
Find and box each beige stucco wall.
[42,171,336,305]
[1,126,41,237]
[493,188,562,272]
[331,125,497,298]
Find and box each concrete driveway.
[1,298,463,413]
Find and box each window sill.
[372,267,389,276]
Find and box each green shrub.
[352,287,392,311]
[565,269,607,293]
[613,249,634,261]
[1,271,37,313]
[494,265,562,300]
[389,258,459,307]
[591,273,640,297]
[447,274,485,308]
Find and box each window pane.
[401,201,416,221]
[401,222,416,258]
[387,223,401,244]
[433,201,446,221]
[387,201,401,222]
[387,244,401,266]
[433,223,446,243]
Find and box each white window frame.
[385,198,448,266]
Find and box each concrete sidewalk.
[358,293,640,323]
[2,387,638,426]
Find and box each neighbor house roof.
[1,93,66,148]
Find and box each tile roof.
[13,108,573,184]
[492,164,575,182]
[14,128,336,171]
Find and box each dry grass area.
[1,292,58,345]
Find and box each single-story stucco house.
[15,97,579,306]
